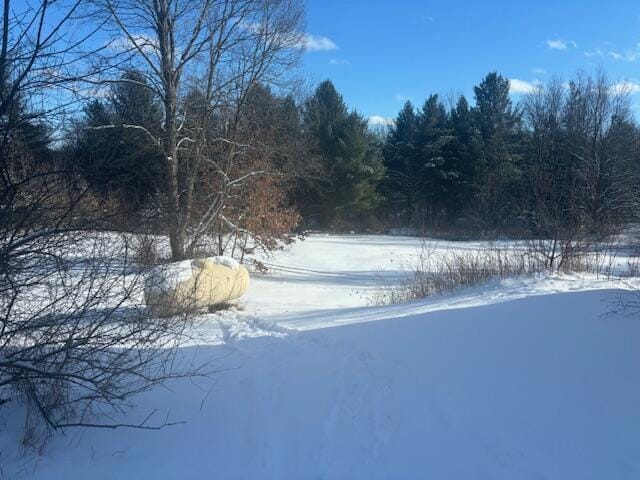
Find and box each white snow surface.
[145,255,241,296]
[2,234,640,479]
[145,259,195,295]
[209,255,241,270]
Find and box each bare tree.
[567,71,639,230]
[522,72,640,270]
[0,0,203,442]
[94,0,305,260]
[522,77,584,269]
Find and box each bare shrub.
[612,241,640,316]
[372,244,542,305]
[525,238,620,278]
[1,225,204,444]
[622,255,640,278]
[131,233,163,267]
[372,238,630,306]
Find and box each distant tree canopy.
[381,71,640,236]
[302,80,384,229]
[68,71,640,237]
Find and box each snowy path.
[2,235,640,479]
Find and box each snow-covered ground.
[2,235,640,479]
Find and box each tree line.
[66,70,640,242]
[381,71,640,239]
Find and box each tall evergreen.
[414,94,455,226]
[0,74,52,174]
[303,80,383,228]
[447,95,482,216]
[382,101,420,224]
[472,72,523,229]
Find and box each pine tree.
[472,72,523,229]
[382,101,420,224]
[414,94,455,226]
[303,80,383,228]
[73,71,164,209]
[447,95,482,217]
[0,72,52,176]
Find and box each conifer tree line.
[381,71,640,237]
[67,70,640,240]
[7,63,639,245]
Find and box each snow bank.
[3,235,640,479]
[3,289,639,479]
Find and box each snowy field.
[2,235,640,479]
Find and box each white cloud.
[395,93,413,102]
[607,47,640,62]
[532,67,547,75]
[584,48,604,58]
[368,115,395,128]
[329,58,350,65]
[545,39,576,50]
[300,34,338,52]
[509,78,537,94]
[584,42,640,62]
[421,15,435,22]
[612,81,640,95]
[110,34,158,54]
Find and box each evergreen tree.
[303,80,383,228]
[414,94,455,226]
[382,101,420,224]
[472,72,523,229]
[447,95,482,217]
[73,70,163,209]
[0,74,52,176]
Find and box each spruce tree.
[447,95,482,217]
[415,94,455,226]
[472,72,523,229]
[303,80,383,229]
[382,101,420,225]
[73,71,164,209]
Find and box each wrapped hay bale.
[145,257,250,317]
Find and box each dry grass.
[371,244,538,305]
[372,241,630,306]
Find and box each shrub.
[372,239,628,306]
[371,243,540,305]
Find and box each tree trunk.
[165,94,184,260]
[157,0,185,260]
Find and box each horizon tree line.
[68,69,640,241]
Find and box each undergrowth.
[371,242,633,305]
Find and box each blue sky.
[300,0,640,125]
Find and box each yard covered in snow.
[2,234,640,479]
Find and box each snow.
[209,256,240,270]
[2,234,640,479]
[145,259,194,295]
[144,256,240,297]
